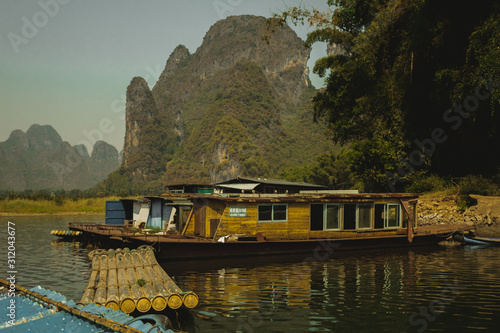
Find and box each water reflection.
[169,247,500,332]
[1,216,500,332]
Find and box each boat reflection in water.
[169,245,500,332]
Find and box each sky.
[0,0,331,153]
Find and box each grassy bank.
[0,196,125,215]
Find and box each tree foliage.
[271,0,500,192]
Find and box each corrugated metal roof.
[216,176,327,188]
[0,282,174,333]
[215,183,260,190]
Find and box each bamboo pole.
[105,285,120,311]
[108,253,117,270]
[81,247,198,312]
[84,270,98,290]
[130,251,142,267]
[122,253,132,268]
[107,269,118,286]
[93,287,107,305]
[115,252,126,269]
[131,284,151,313]
[144,265,161,283]
[119,285,135,314]
[100,255,108,270]
[117,268,127,286]
[143,283,167,311]
[91,255,100,271]
[80,288,94,304]
[126,267,138,285]
[97,269,108,288]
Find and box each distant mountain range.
[0,124,119,191]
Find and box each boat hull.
[69,223,473,261]
[136,234,449,260]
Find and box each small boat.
[463,235,500,246]
[0,278,175,332]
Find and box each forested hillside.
[94,15,337,195]
[269,0,500,193]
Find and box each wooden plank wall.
[214,202,310,240]
[185,198,407,240]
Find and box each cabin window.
[357,204,372,229]
[310,204,341,230]
[386,204,401,228]
[258,204,288,222]
[374,204,401,228]
[343,204,357,230]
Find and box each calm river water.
[1,216,500,332]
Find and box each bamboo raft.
[80,246,198,314]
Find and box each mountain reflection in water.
[1,216,499,332]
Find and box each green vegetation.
[271,0,500,192]
[0,189,136,215]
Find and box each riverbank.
[418,194,500,237]
[0,197,121,216]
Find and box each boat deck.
[67,222,475,260]
[69,222,474,242]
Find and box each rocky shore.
[418,194,500,237]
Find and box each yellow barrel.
[152,296,167,311]
[167,294,183,310]
[182,291,199,309]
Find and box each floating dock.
[80,246,198,314]
[0,278,174,332]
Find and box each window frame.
[258,204,288,223]
[385,203,401,228]
[356,203,373,230]
[324,204,342,230]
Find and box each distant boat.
[463,235,500,246]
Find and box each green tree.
[270,0,500,191]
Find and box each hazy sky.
[0,0,330,153]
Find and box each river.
[1,216,500,332]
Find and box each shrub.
[405,174,450,193]
[456,175,498,210]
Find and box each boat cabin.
[181,193,418,240]
[105,197,192,232]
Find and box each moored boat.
[463,235,500,246]
[69,190,474,260]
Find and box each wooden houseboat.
[69,191,474,260]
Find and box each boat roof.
[215,176,327,188]
[160,192,419,203]
[0,282,174,332]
